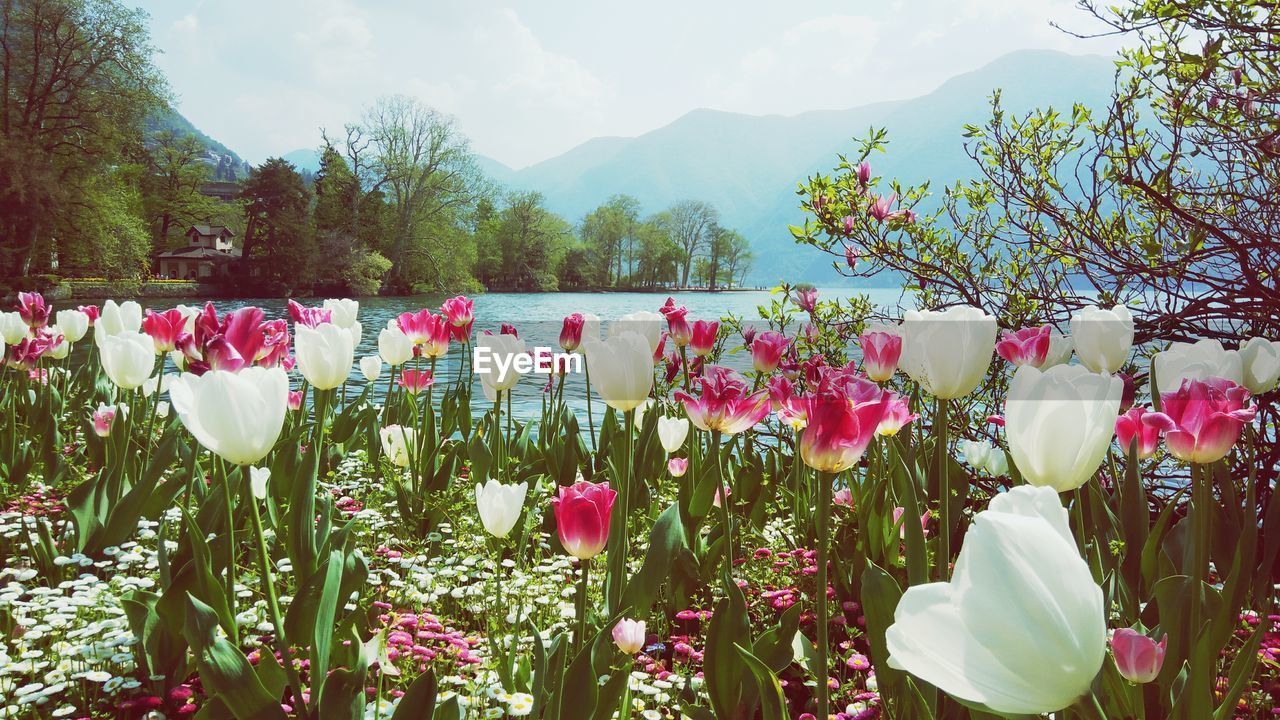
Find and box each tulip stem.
[574,558,591,653]
[247,474,310,720]
[935,398,952,581]
[583,361,597,452]
[815,469,833,720]
[218,461,238,645]
[711,430,734,586]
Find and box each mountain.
[146,108,252,181]
[498,49,1118,284]
[281,147,324,174]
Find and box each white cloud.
[171,14,198,33]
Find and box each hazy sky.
[137,0,1122,169]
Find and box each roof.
[187,225,236,237]
[156,247,242,260]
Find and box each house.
[155,225,240,280]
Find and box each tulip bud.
[1115,407,1161,459]
[359,355,382,382]
[610,311,664,356]
[551,480,616,560]
[1005,365,1123,492]
[295,323,355,390]
[668,457,689,477]
[55,309,90,343]
[378,328,414,367]
[398,369,434,395]
[168,367,289,466]
[475,479,528,539]
[249,466,271,500]
[660,301,692,347]
[612,618,646,654]
[996,325,1051,368]
[750,331,789,374]
[99,332,156,390]
[17,292,49,329]
[689,320,718,358]
[91,403,121,438]
[287,390,303,411]
[379,425,416,467]
[1070,304,1134,374]
[899,306,997,399]
[322,298,360,329]
[1238,337,1280,395]
[559,313,585,352]
[656,416,690,454]
[859,328,902,382]
[582,332,655,412]
[886,485,1105,716]
[1111,629,1166,684]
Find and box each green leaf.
[619,503,687,614]
[704,581,751,719]
[390,669,438,720]
[312,548,346,692]
[734,644,787,720]
[182,594,287,720]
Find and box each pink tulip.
[668,457,689,477]
[142,309,187,353]
[660,298,692,347]
[1112,629,1166,683]
[7,335,55,370]
[751,331,789,374]
[257,319,291,367]
[1118,372,1136,412]
[1115,407,1162,459]
[441,296,474,330]
[559,313,585,352]
[398,369,435,395]
[986,414,1006,427]
[674,366,770,436]
[397,310,450,359]
[798,371,889,473]
[893,507,931,539]
[766,375,796,411]
[1142,378,1257,464]
[551,481,617,560]
[287,390,303,411]
[833,488,854,508]
[712,483,731,508]
[78,305,100,325]
[794,288,818,314]
[286,299,332,328]
[996,325,1051,367]
[91,405,117,438]
[500,323,519,338]
[689,320,719,358]
[877,392,919,437]
[612,618,646,654]
[17,292,49,329]
[859,331,902,382]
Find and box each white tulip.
[54,310,90,343]
[379,425,416,467]
[1005,365,1122,492]
[346,321,363,348]
[657,416,690,454]
[634,398,654,429]
[609,311,664,355]
[960,439,1006,477]
[899,306,998,399]
[45,330,70,360]
[95,300,142,347]
[0,312,27,344]
[1237,337,1279,395]
[1151,339,1242,395]
[476,332,525,394]
[99,332,156,390]
[577,313,602,353]
[582,331,655,412]
[295,322,355,390]
[168,367,289,466]
[1070,304,1133,374]
[359,355,383,383]
[378,327,414,367]
[474,479,529,538]
[1041,332,1074,368]
[885,485,1105,715]
[142,374,174,398]
[249,466,271,500]
[323,298,360,329]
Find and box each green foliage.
[238,158,315,295]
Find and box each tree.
[0,0,166,276]
[239,158,313,294]
[476,191,571,291]
[632,218,680,289]
[719,229,753,289]
[139,130,220,248]
[661,200,718,288]
[362,95,486,292]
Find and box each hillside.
[500,50,1117,284]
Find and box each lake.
[95,288,911,420]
